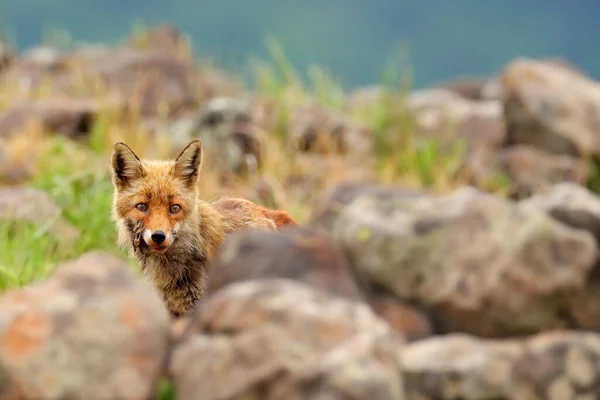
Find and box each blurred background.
[1,0,599,88]
[4,2,600,399]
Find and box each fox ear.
[111,142,144,189]
[174,140,203,186]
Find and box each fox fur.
[110,139,297,317]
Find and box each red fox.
[110,139,297,317]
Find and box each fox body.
[110,140,297,317]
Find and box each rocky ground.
[2,24,600,399]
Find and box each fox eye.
[136,203,148,212]
[170,204,181,214]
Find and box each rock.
[406,88,504,151]
[368,295,433,342]
[402,330,600,400]
[84,48,198,117]
[402,333,522,399]
[10,45,69,94]
[520,183,600,330]
[206,220,434,341]
[513,330,600,399]
[145,96,266,176]
[170,279,406,400]
[0,187,79,241]
[206,227,364,301]
[0,98,104,139]
[325,185,598,337]
[500,57,600,158]
[309,181,427,233]
[193,96,265,175]
[498,145,589,199]
[0,252,170,399]
[519,182,600,242]
[288,101,372,157]
[7,46,199,118]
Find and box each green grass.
[0,136,129,292]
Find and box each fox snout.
[143,228,176,252]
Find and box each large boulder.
[317,184,598,337]
[206,226,433,341]
[0,252,170,399]
[170,279,406,400]
[501,57,600,158]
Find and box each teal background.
[0,1,597,89]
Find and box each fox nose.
[151,230,166,244]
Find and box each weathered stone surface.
[84,49,198,117]
[7,46,199,118]
[171,279,406,400]
[0,98,103,139]
[206,226,433,341]
[500,57,600,158]
[368,295,433,342]
[325,185,598,337]
[498,145,589,199]
[193,96,265,175]
[310,181,427,233]
[0,186,79,241]
[520,182,600,242]
[0,252,170,399]
[520,183,600,330]
[288,101,372,157]
[206,226,364,301]
[513,331,600,399]
[402,333,522,399]
[402,330,600,400]
[406,88,502,135]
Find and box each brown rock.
[288,101,372,157]
[325,185,598,337]
[498,145,589,199]
[85,49,198,117]
[0,252,170,399]
[0,186,79,241]
[206,226,364,301]
[368,295,433,342]
[171,279,406,400]
[0,98,103,139]
[501,57,600,157]
[7,46,199,118]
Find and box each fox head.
[110,140,203,254]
